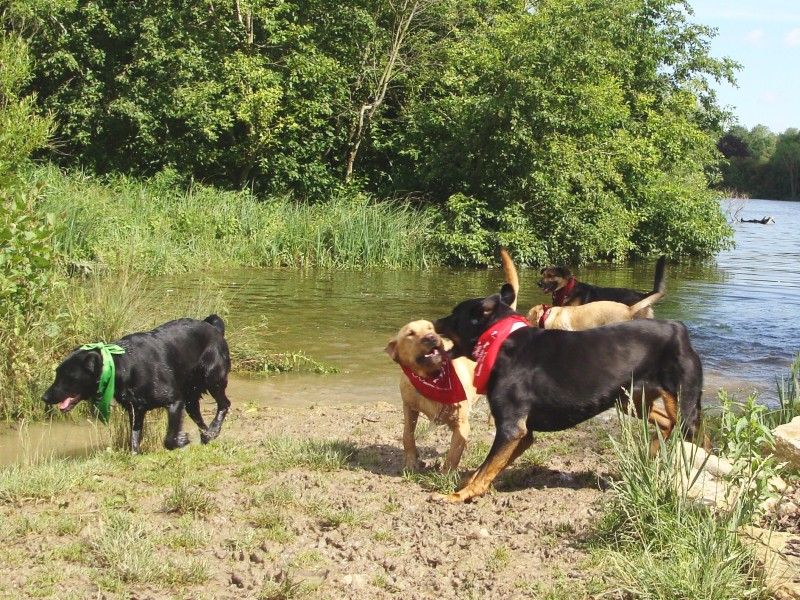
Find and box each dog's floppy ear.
[83,351,102,375]
[384,339,399,362]
[499,283,516,308]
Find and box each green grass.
[162,482,216,517]
[0,458,88,504]
[595,410,768,600]
[258,437,356,472]
[88,511,209,586]
[401,468,461,494]
[31,164,436,275]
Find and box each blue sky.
[688,0,800,133]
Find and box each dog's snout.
[422,333,438,346]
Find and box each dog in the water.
[527,288,664,331]
[434,270,705,503]
[538,256,666,317]
[42,315,232,454]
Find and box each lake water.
[2,198,798,464]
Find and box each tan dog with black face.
[385,320,478,472]
[527,290,663,331]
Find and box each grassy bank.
[30,165,436,275]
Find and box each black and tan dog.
[43,315,232,454]
[538,256,666,316]
[434,278,705,503]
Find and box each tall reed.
[30,165,435,275]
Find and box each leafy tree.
[389,0,735,261]
[0,29,56,314]
[719,125,800,199]
[13,0,738,263]
[773,129,800,199]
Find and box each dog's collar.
[400,354,467,404]
[80,343,126,423]
[472,315,529,394]
[538,305,551,328]
[552,277,577,306]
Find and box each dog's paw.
[165,432,190,450]
[201,425,222,444]
[428,492,463,504]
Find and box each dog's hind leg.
[442,412,470,472]
[202,384,231,444]
[441,417,530,502]
[647,390,678,457]
[164,401,190,450]
[185,394,208,436]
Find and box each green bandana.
[80,343,126,423]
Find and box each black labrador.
[43,315,231,454]
[433,283,705,502]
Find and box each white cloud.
[745,29,766,46]
[786,28,800,46]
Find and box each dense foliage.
[7,0,736,264]
[718,125,800,200]
[0,31,54,317]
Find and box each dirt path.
[0,399,617,599]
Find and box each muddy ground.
[0,398,622,599]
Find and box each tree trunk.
[344,0,422,182]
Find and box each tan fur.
[499,247,519,310]
[527,292,663,331]
[385,320,478,472]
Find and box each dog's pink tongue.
[58,397,76,411]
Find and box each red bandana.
[400,354,467,404]
[537,305,551,328]
[472,315,530,394]
[552,277,577,306]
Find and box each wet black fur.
[540,256,666,306]
[434,284,703,466]
[42,315,231,454]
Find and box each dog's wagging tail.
[434,276,706,503]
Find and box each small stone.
[249,552,264,564]
[778,501,798,519]
[230,572,245,588]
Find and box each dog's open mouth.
[539,281,558,293]
[418,345,445,368]
[57,396,82,413]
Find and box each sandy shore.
[0,397,618,599]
